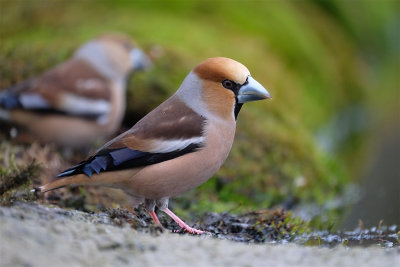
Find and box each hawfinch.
[0,34,151,147]
[38,57,271,234]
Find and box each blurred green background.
[1,0,399,229]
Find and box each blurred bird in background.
[38,57,271,234]
[0,34,151,148]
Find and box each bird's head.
[75,33,151,81]
[98,34,152,71]
[178,57,271,121]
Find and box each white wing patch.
[60,94,110,116]
[19,93,50,109]
[148,136,204,153]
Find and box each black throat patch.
[234,102,243,120]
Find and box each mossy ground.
[1,0,398,232]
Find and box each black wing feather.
[57,143,202,178]
[0,90,22,109]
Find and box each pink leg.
[162,208,204,235]
[149,211,161,225]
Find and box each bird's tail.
[37,174,91,193]
[36,157,108,193]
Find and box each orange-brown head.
[178,57,271,121]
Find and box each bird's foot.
[173,224,204,235]
[162,207,204,235]
[179,226,204,235]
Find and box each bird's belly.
[120,122,236,199]
[121,150,227,199]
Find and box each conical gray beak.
[130,48,152,70]
[237,76,271,103]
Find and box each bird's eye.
[222,80,235,90]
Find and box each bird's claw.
[178,226,204,235]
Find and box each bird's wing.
[58,96,207,177]
[0,58,111,119]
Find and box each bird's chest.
[196,120,236,175]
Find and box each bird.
[0,34,151,147]
[38,57,271,234]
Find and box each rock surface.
[1,202,399,267]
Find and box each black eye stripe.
[221,77,249,120]
[222,79,244,96]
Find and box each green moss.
[0,161,41,205]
